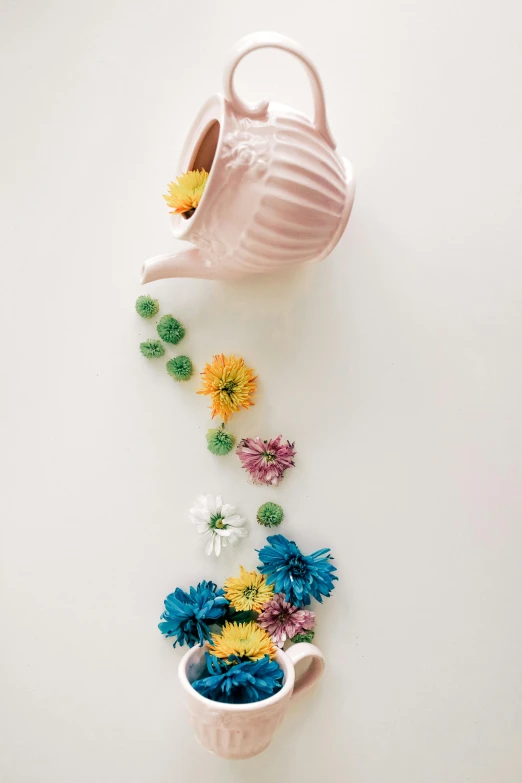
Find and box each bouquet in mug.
[159,535,337,704]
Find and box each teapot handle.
[223,32,336,149]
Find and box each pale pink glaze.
[142,32,355,283]
[179,642,325,759]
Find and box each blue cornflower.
[257,534,338,607]
[192,653,284,704]
[158,581,229,648]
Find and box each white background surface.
[2,1,522,781]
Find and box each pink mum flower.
[236,436,296,486]
[257,593,315,647]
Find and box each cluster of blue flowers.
[158,581,229,647]
[257,534,338,607]
[192,653,284,704]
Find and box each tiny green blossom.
[135,295,159,319]
[157,315,185,344]
[256,502,284,528]
[290,630,315,644]
[206,425,236,456]
[140,340,165,358]
[167,355,193,381]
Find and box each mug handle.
[223,32,336,149]
[286,642,325,699]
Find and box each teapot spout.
[141,247,211,283]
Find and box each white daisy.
[189,494,248,556]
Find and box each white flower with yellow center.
[189,494,248,557]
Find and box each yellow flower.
[163,169,209,215]
[208,622,277,661]
[224,566,274,613]
[197,354,257,422]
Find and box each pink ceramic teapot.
[141,32,355,284]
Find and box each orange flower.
[197,354,257,422]
[163,169,208,215]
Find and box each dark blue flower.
[192,653,284,704]
[158,580,229,648]
[257,534,337,607]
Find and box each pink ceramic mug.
[142,31,355,283]
[179,642,325,759]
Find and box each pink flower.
[257,593,315,647]
[236,436,296,486]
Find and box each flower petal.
[205,534,215,556]
[205,494,217,515]
[190,508,210,522]
[224,514,246,527]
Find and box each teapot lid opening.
[169,95,224,240]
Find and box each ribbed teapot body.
[170,96,354,276]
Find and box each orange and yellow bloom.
[197,354,257,422]
[163,169,209,215]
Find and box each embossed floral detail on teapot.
[141,32,355,284]
[221,124,269,174]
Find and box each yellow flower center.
[210,514,227,530]
[220,380,237,395]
